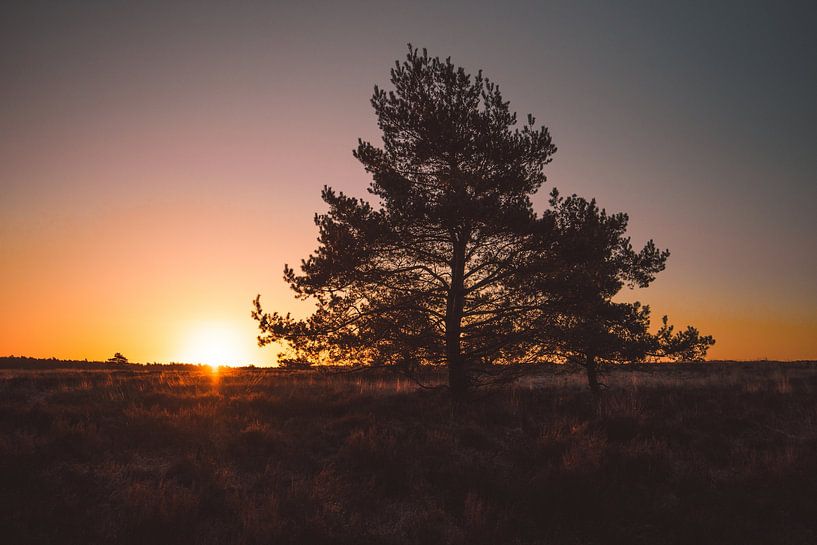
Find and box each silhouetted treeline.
[0,356,195,370]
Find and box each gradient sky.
[2,0,816,364]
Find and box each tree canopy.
[253,45,714,397]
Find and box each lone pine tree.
[253,45,713,397]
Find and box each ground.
[1,362,816,545]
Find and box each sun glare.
[177,322,249,367]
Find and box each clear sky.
[2,0,816,364]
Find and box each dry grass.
[0,362,815,544]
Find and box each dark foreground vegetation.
[1,362,816,545]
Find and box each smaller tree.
[534,190,714,395]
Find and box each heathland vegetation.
[1,361,816,544]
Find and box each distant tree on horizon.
[107,352,128,365]
[253,45,714,398]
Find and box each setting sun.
[176,322,251,367]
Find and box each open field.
[1,362,816,544]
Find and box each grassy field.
[1,362,816,544]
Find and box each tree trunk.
[448,356,467,399]
[446,236,468,400]
[585,353,601,398]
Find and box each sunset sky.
[2,1,816,364]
